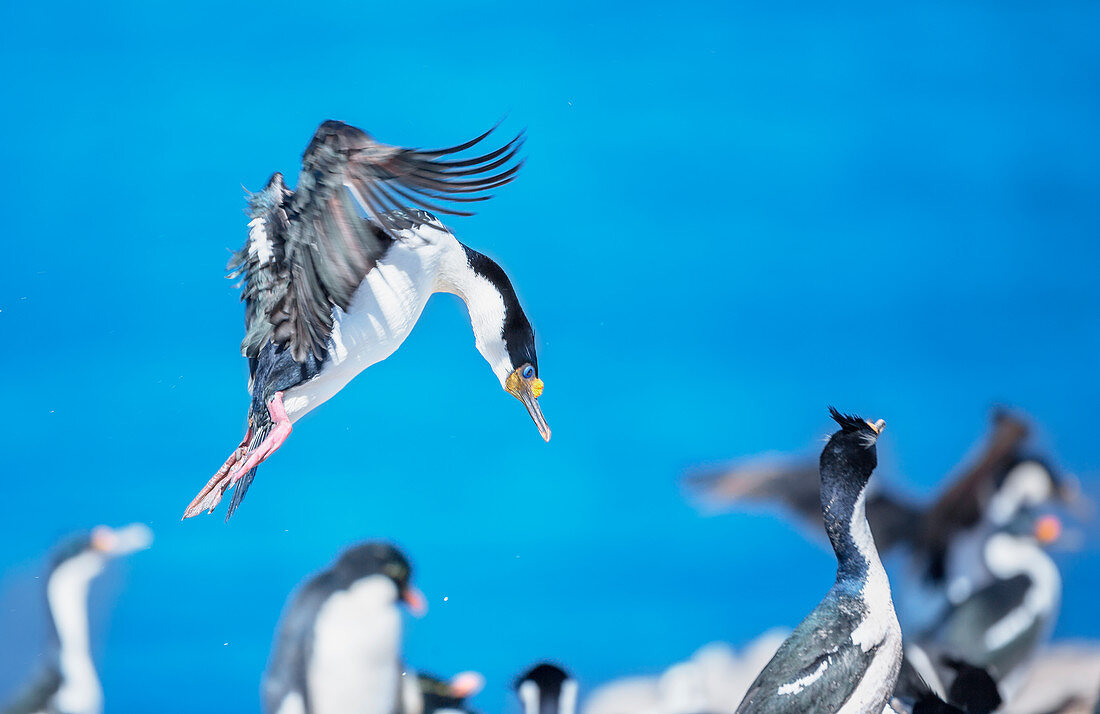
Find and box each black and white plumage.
[515,664,578,714]
[263,542,427,714]
[736,409,901,714]
[916,511,1063,697]
[1,524,152,714]
[183,119,550,520]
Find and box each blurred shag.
[516,664,577,714]
[404,671,484,714]
[736,409,900,714]
[182,119,550,521]
[915,509,1063,698]
[1,524,152,714]
[263,542,427,714]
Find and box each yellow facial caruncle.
[505,364,551,442]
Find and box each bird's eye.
[522,365,535,379]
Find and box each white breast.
[282,225,456,423]
[839,491,903,714]
[307,575,404,714]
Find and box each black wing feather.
[233,120,523,363]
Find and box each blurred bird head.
[47,523,153,595]
[515,663,577,714]
[334,542,426,616]
[52,523,153,569]
[821,407,886,486]
[988,456,1084,526]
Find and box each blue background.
[2,1,1099,712]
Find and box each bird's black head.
[515,663,574,714]
[333,542,426,615]
[821,407,886,487]
[462,245,550,443]
[48,524,153,572]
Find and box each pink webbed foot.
[182,391,294,520]
[225,394,293,481]
[182,428,252,519]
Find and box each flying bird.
[183,119,548,520]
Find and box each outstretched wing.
[231,120,524,363]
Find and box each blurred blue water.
[2,1,1099,712]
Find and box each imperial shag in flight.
[183,120,549,520]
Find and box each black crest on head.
[828,407,874,435]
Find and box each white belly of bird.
[307,575,403,714]
[282,234,447,423]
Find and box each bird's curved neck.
[436,241,518,384]
[820,467,876,585]
[46,553,104,712]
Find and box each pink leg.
[226,392,293,484]
[182,427,252,519]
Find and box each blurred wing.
[684,457,824,527]
[866,493,923,553]
[233,120,524,363]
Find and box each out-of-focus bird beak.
[91,523,154,556]
[449,671,486,698]
[402,585,428,617]
[1035,514,1063,545]
[866,419,886,435]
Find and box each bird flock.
[2,119,1096,714]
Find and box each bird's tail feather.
[225,412,271,520]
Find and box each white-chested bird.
[736,408,900,714]
[183,120,548,520]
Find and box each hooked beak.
[518,384,551,442]
[401,585,428,617]
[91,523,154,556]
[866,419,886,435]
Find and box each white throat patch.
[47,551,106,714]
